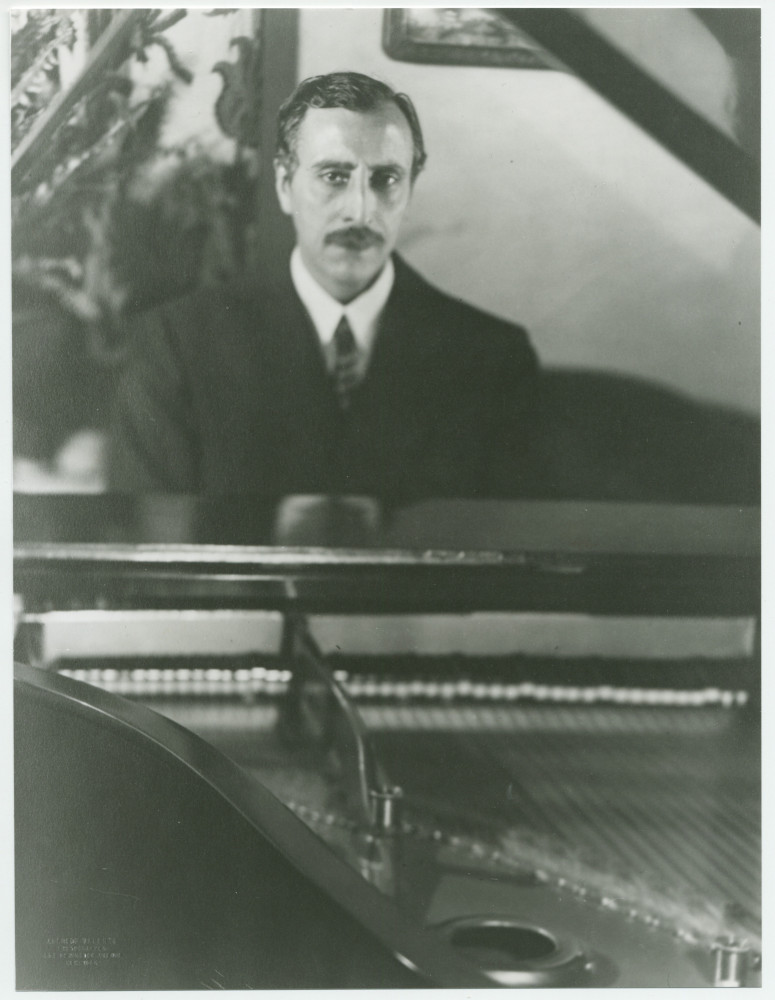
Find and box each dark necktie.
[332,314,360,409]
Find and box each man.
[108,72,538,499]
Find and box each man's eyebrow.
[371,162,406,174]
[312,159,356,171]
[311,159,407,173]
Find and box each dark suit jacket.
[108,255,538,499]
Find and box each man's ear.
[274,158,293,216]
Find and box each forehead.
[295,103,414,167]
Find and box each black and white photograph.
[10,5,761,990]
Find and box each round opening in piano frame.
[436,915,595,988]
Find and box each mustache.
[325,227,384,250]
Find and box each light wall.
[298,9,759,414]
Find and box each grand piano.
[14,497,760,989]
[12,7,760,992]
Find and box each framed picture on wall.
[382,7,549,69]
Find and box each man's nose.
[342,172,376,225]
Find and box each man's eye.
[372,172,400,191]
[321,171,349,186]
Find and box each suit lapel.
[360,254,440,395]
[342,257,447,492]
[245,269,334,406]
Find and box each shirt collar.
[290,247,395,352]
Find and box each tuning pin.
[712,937,750,987]
[370,785,404,835]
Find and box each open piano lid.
[492,9,759,223]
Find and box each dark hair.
[275,71,427,180]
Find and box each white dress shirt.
[290,247,395,376]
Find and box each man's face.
[275,103,415,303]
